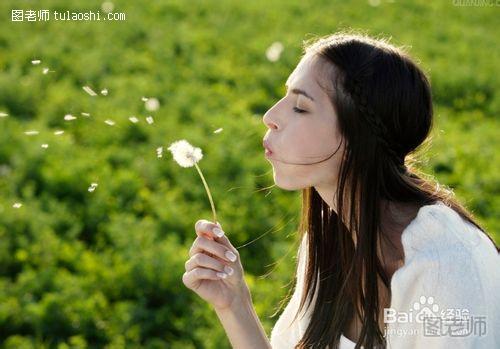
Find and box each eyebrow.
[285,82,315,102]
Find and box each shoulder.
[387,201,500,347]
[392,200,500,304]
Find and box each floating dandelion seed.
[24,130,39,135]
[31,59,41,65]
[101,1,114,13]
[64,114,77,121]
[141,97,149,102]
[81,112,90,117]
[101,89,108,96]
[129,116,139,123]
[0,112,8,118]
[156,146,163,158]
[266,41,284,62]
[167,139,218,223]
[82,86,98,96]
[145,97,160,111]
[214,128,223,134]
[42,67,50,74]
[41,144,49,149]
[88,182,98,192]
[104,119,115,126]
[54,130,64,135]
[368,0,381,6]
[146,116,154,124]
[13,202,23,208]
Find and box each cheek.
[285,120,335,159]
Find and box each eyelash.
[293,106,307,114]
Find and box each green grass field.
[0,0,498,347]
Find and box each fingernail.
[224,265,234,275]
[216,272,227,279]
[225,251,237,262]
[213,227,224,238]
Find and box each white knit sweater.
[270,201,500,348]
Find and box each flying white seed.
[104,119,115,126]
[101,89,108,96]
[24,130,39,135]
[54,130,64,135]
[146,116,154,124]
[13,202,23,208]
[82,86,98,96]
[145,98,160,111]
[88,182,98,192]
[156,146,163,158]
[265,41,284,62]
[101,1,114,13]
[64,114,77,121]
[129,116,139,123]
[41,144,49,149]
[214,128,223,133]
[31,59,41,65]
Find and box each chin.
[273,174,308,191]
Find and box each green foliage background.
[0,0,498,348]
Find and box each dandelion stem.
[193,161,217,224]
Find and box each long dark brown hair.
[278,32,499,348]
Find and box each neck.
[313,184,419,256]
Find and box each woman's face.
[262,53,345,191]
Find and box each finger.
[194,219,238,255]
[189,235,238,263]
[182,267,227,288]
[212,233,239,257]
[195,219,225,240]
[185,252,232,275]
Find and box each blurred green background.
[0,0,498,348]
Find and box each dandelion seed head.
[104,119,115,126]
[145,97,160,111]
[64,114,77,121]
[146,116,154,124]
[266,41,284,62]
[82,86,98,96]
[167,139,203,168]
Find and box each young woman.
[182,33,500,348]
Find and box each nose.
[262,106,279,130]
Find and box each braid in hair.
[345,76,407,172]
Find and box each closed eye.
[293,107,307,114]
